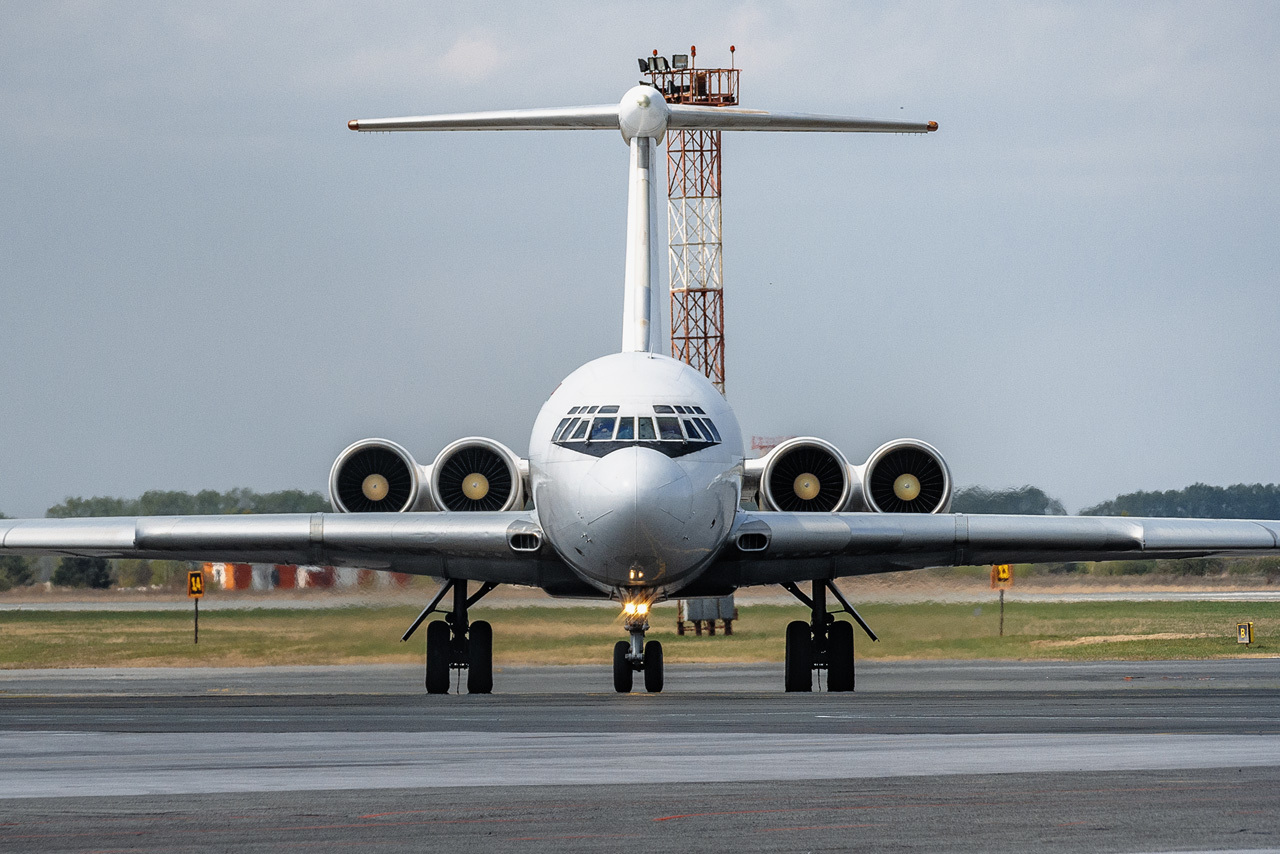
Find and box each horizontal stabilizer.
[667,105,936,134]
[349,92,937,137]
[348,105,620,132]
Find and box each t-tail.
[349,87,937,355]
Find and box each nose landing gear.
[403,580,498,694]
[781,580,877,692]
[613,600,663,693]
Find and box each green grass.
[0,600,1275,669]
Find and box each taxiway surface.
[1,660,1277,852]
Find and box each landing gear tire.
[827,620,854,692]
[425,620,451,695]
[784,620,813,692]
[467,620,493,694]
[613,640,633,693]
[643,640,664,693]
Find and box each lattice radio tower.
[641,46,739,394]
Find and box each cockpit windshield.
[553,403,721,458]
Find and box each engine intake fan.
[759,438,852,513]
[329,439,421,513]
[430,438,525,512]
[864,439,951,514]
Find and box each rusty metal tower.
[642,46,739,394]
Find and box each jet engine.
[862,439,951,514]
[329,439,425,513]
[429,438,526,512]
[758,437,855,512]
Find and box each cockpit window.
[585,406,598,414]
[693,406,706,414]
[637,417,657,440]
[553,417,572,439]
[570,420,590,440]
[599,405,619,414]
[589,417,616,441]
[568,406,580,415]
[653,404,674,414]
[656,417,682,441]
[616,417,635,440]
[697,417,722,442]
[683,419,703,440]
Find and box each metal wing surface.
[720,512,1280,586]
[0,513,561,587]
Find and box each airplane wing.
[718,511,1280,586]
[0,513,574,589]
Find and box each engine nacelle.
[861,438,951,514]
[429,437,526,512]
[758,437,855,512]
[329,439,426,513]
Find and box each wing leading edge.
[0,513,566,588]
[716,511,1280,587]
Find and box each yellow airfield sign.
[187,570,205,599]
[991,564,1013,589]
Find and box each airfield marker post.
[187,569,204,644]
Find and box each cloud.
[435,32,511,83]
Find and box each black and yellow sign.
[187,570,205,599]
[991,564,1013,589]
[1237,622,1253,645]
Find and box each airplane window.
[653,405,674,414]
[656,417,682,440]
[698,418,722,442]
[570,420,590,440]
[599,405,619,414]
[589,417,616,441]
[637,417,657,440]
[568,406,580,415]
[616,417,635,440]
[693,406,706,415]
[586,406,599,414]
[553,418,572,439]
[683,419,704,440]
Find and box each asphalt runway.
[1,660,1278,853]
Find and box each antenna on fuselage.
[347,79,937,357]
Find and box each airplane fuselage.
[529,351,744,596]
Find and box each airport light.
[672,54,688,69]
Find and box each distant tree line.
[1080,483,1280,520]
[1,489,328,590]
[958,482,1280,580]
[47,488,328,519]
[952,485,1066,516]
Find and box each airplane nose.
[575,446,695,586]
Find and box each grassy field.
[0,600,1275,669]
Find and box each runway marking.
[759,823,880,831]
[654,802,1010,822]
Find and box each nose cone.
[574,446,703,587]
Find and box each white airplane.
[4,86,1279,695]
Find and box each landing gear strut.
[403,580,498,694]
[613,602,663,693]
[781,580,877,692]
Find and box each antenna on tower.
[642,46,739,395]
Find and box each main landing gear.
[402,580,498,694]
[781,580,878,692]
[613,600,663,693]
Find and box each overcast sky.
[2,1,1277,517]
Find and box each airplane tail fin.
[349,88,936,355]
